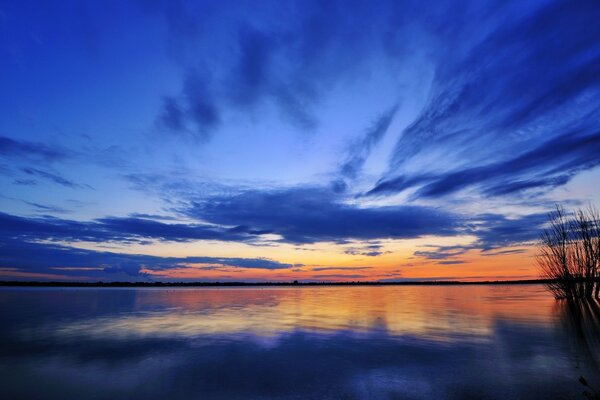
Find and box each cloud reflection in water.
[0,285,598,399]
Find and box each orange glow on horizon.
[134,245,538,282]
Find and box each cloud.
[470,213,547,252]
[20,168,89,189]
[158,96,186,131]
[371,0,600,199]
[338,104,399,182]
[413,130,599,199]
[128,213,177,221]
[5,0,599,283]
[414,245,470,261]
[437,260,466,265]
[23,201,70,214]
[0,136,71,162]
[312,274,367,280]
[157,71,221,141]
[231,26,275,107]
[343,244,388,257]
[153,0,410,140]
[414,212,547,261]
[187,186,461,244]
[311,267,372,272]
[0,212,258,245]
[0,204,550,280]
[181,71,221,136]
[480,249,527,257]
[12,179,37,186]
[0,238,294,280]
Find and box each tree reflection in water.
[556,298,600,399]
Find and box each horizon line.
[0,278,569,287]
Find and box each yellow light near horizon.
[20,236,539,282]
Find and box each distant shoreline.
[0,279,556,287]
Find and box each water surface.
[1,285,599,399]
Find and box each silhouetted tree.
[538,205,600,299]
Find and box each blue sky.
[1,0,599,281]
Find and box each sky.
[1,0,600,282]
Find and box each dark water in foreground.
[1,285,600,399]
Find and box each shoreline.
[0,279,557,288]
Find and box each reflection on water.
[555,298,600,399]
[1,285,599,399]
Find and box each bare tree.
[538,205,573,299]
[538,205,600,300]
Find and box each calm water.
[1,285,599,399]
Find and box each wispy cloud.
[312,274,367,280]
[0,136,72,162]
[311,266,372,272]
[369,1,600,200]
[337,104,398,185]
[23,201,70,214]
[370,130,600,198]
[343,243,388,257]
[0,212,259,245]
[20,168,90,189]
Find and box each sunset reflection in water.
[1,285,599,399]
[46,285,554,341]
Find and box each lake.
[1,285,599,399]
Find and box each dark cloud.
[373,0,600,199]
[232,26,274,107]
[23,201,70,214]
[154,0,406,139]
[158,96,185,131]
[414,212,547,261]
[437,260,466,265]
[187,187,461,244]
[128,213,177,221]
[312,274,367,280]
[344,244,388,257]
[95,216,243,243]
[347,251,384,257]
[0,212,257,245]
[0,204,550,280]
[157,71,220,141]
[182,71,221,136]
[366,174,429,197]
[481,249,527,257]
[414,245,469,261]
[0,238,294,279]
[371,127,600,199]
[0,136,71,162]
[339,104,398,181]
[418,131,600,198]
[20,168,88,189]
[471,213,548,252]
[311,266,371,272]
